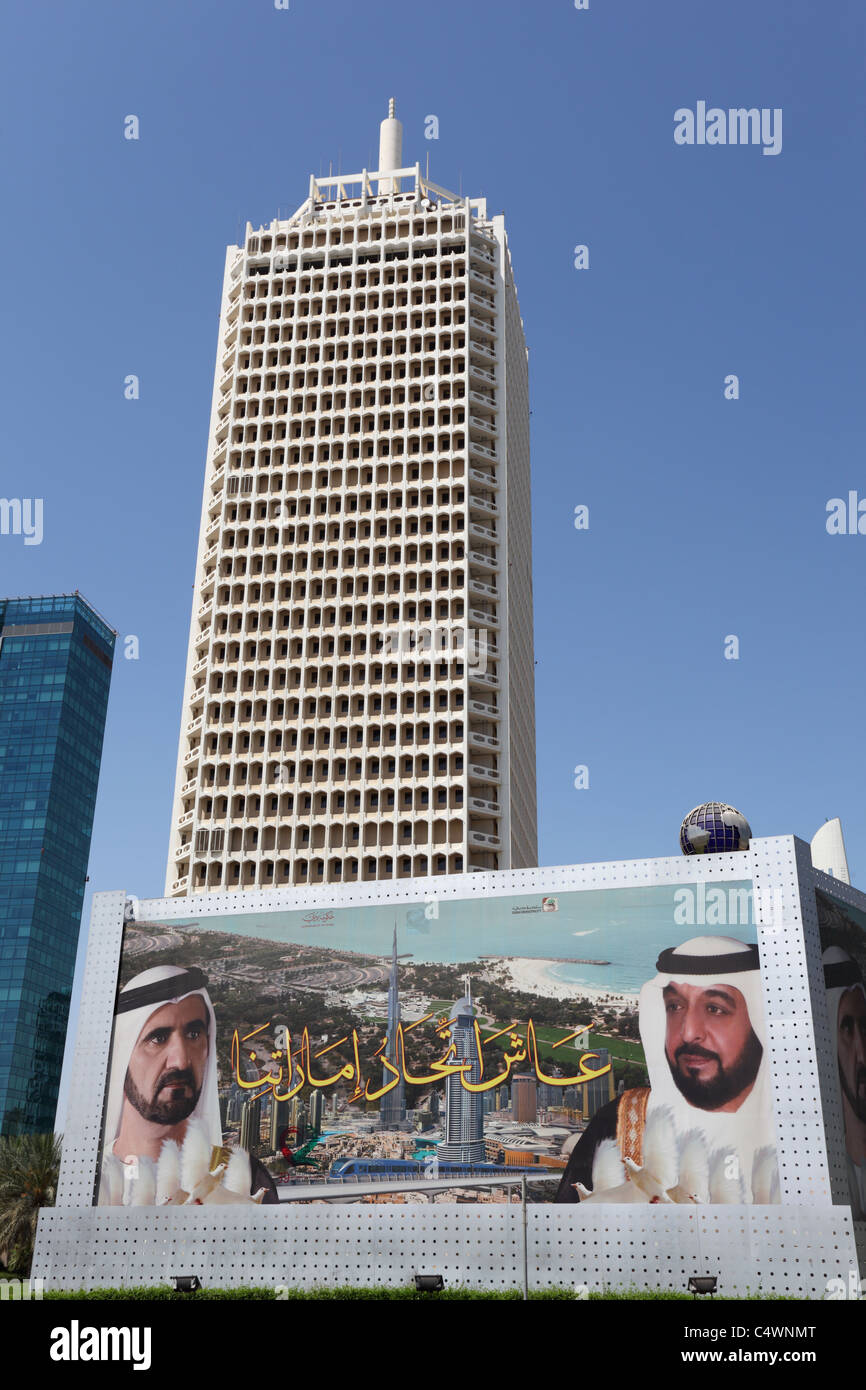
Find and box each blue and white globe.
[680,803,752,855]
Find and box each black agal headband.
[116,967,209,1016]
[656,944,760,975]
[824,958,865,991]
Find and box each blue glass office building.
[0,594,114,1135]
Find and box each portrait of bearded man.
[823,946,866,1219]
[98,965,277,1206]
[555,936,780,1204]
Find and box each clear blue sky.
[2,1,864,1118]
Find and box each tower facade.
[0,594,115,1135]
[379,926,406,1129]
[511,1073,538,1123]
[166,101,536,896]
[439,986,485,1164]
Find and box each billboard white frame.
[33,835,865,1296]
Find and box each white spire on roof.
[378,97,403,194]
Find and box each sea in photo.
[166,880,756,998]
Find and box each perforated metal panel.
[805,862,866,1208]
[33,839,866,1295]
[750,837,832,1204]
[33,1205,859,1298]
[55,890,126,1207]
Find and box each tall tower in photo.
[379,925,406,1129]
[166,100,536,896]
[438,983,485,1164]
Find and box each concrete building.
[166,99,536,895]
[811,817,851,884]
[511,1073,538,1123]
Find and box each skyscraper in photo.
[167,99,536,896]
[511,1073,538,1123]
[438,982,485,1164]
[379,925,406,1129]
[240,1094,262,1156]
[0,593,115,1135]
[307,1088,324,1134]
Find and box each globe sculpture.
[680,803,752,855]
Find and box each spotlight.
[688,1276,717,1297]
[173,1275,202,1294]
[413,1273,444,1293]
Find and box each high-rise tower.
[438,981,485,1164]
[0,593,115,1134]
[167,101,536,896]
[379,925,406,1129]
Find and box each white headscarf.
[823,946,866,1216]
[639,936,776,1199]
[823,945,866,1034]
[103,965,222,1155]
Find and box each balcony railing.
[469,361,496,384]
[468,730,500,750]
[468,697,498,718]
[469,670,500,689]
[468,493,498,517]
[469,414,497,438]
[469,315,497,340]
[468,606,498,628]
[470,439,497,460]
[468,575,498,599]
[469,830,501,848]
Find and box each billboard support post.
[521,1175,529,1301]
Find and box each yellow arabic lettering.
[527,1019,611,1086]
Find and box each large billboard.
[816,887,866,1218]
[97,880,779,1208]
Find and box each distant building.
[288,1095,307,1146]
[226,1084,243,1126]
[511,1074,538,1123]
[0,593,114,1136]
[438,984,485,1163]
[537,1081,559,1108]
[379,926,406,1129]
[240,1096,262,1157]
[270,1095,291,1152]
[574,1048,614,1120]
[308,1089,324,1134]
